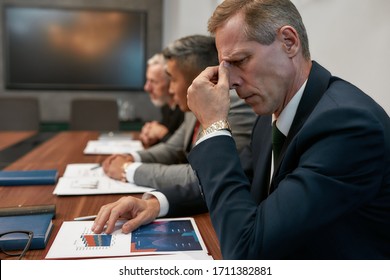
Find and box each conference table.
[0,131,222,260]
[0,131,36,150]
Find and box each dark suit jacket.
[188,61,390,259]
[159,104,184,143]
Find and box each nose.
[144,80,151,92]
[168,83,175,96]
[229,71,241,90]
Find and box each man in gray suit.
[100,35,256,216]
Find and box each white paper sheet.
[53,163,154,195]
[98,132,133,141]
[83,140,143,155]
[45,218,210,260]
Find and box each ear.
[278,26,300,58]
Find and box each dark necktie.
[272,121,286,165]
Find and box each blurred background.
[0,0,388,132]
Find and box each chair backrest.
[69,99,120,131]
[0,97,40,130]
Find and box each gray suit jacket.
[133,91,256,214]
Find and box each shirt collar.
[274,80,307,136]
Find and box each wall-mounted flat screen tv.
[3,6,147,90]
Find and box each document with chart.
[45,218,210,259]
[53,163,154,195]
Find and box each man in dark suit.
[92,0,390,260]
[185,0,390,259]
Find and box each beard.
[150,94,171,108]
[150,98,166,107]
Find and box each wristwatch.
[200,120,231,138]
[121,162,130,182]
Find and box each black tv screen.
[3,6,147,90]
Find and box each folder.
[0,213,54,250]
[0,204,56,217]
[0,169,58,186]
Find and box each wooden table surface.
[0,131,37,150]
[0,131,221,260]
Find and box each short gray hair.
[162,35,219,77]
[147,53,166,66]
[208,0,310,60]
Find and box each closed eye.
[231,56,249,67]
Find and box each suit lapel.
[287,61,331,143]
[250,115,273,203]
[270,61,332,191]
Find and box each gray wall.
[0,0,163,123]
[162,0,221,48]
[293,0,390,115]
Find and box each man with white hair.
[140,53,184,147]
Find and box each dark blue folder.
[0,213,54,250]
[0,169,58,186]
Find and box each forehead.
[166,59,183,74]
[215,13,253,61]
[147,63,164,76]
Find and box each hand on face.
[187,61,231,128]
[102,154,133,180]
[91,196,160,234]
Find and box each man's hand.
[139,121,169,148]
[92,196,160,234]
[102,154,133,180]
[187,61,231,128]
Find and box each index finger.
[216,61,231,91]
[199,65,219,84]
[91,204,121,234]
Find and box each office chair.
[0,97,40,130]
[69,99,120,131]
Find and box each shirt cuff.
[142,191,169,217]
[124,162,142,184]
[129,151,142,162]
[195,129,232,146]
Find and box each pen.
[74,215,97,221]
[90,164,101,170]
